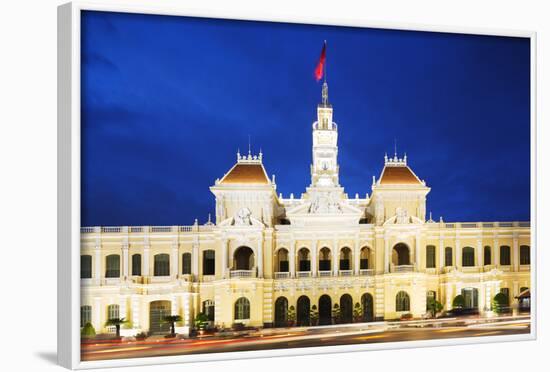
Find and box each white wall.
[0,0,547,371]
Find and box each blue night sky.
[81,11,530,227]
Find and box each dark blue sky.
[81,11,530,227]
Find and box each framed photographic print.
[57,1,536,369]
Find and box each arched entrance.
[234,246,254,270]
[274,297,288,327]
[361,293,374,322]
[392,243,410,266]
[149,300,171,334]
[319,295,332,325]
[340,294,353,323]
[297,296,310,326]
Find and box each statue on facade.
[395,207,410,224]
[234,207,252,226]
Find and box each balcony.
[391,264,414,273]
[318,270,332,277]
[483,264,496,272]
[359,269,375,276]
[274,272,290,279]
[339,270,353,277]
[201,275,216,282]
[297,271,311,278]
[230,270,256,278]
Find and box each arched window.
[203,250,215,275]
[445,247,453,267]
[81,255,92,278]
[298,248,310,271]
[396,291,410,312]
[426,245,436,268]
[360,247,371,270]
[340,247,352,270]
[500,246,511,265]
[462,247,475,267]
[202,300,215,321]
[182,253,191,274]
[319,247,331,271]
[234,246,254,270]
[153,254,170,276]
[484,246,491,266]
[520,245,530,265]
[274,297,288,327]
[80,305,91,327]
[392,243,410,266]
[131,254,141,276]
[277,248,289,272]
[234,297,250,320]
[105,254,120,278]
[107,304,119,320]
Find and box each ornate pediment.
[383,207,424,226]
[217,208,265,227]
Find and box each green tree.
[163,315,182,336]
[427,298,443,317]
[332,304,341,324]
[492,293,509,314]
[287,305,296,326]
[310,305,319,326]
[105,318,126,338]
[194,312,209,331]
[81,322,96,338]
[353,302,363,322]
[452,294,465,309]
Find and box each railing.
[151,226,172,233]
[230,270,255,278]
[359,269,375,276]
[296,271,311,278]
[318,270,332,277]
[339,270,353,276]
[483,264,496,272]
[519,264,531,272]
[460,266,480,273]
[391,265,414,273]
[201,275,215,282]
[80,224,216,234]
[274,272,290,279]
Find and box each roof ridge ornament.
[384,151,407,167]
[237,149,263,164]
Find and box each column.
[476,238,482,268]
[384,238,390,273]
[493,238,499,267]
[289,240,296,278]
[171,242,178,279]
[143,244,150,277]
[415,234,421,270]
[94,244,101,285]
[438,237,444,272]
[192,241,199,279]
[222,239,228,279]
[353,239,360,275]
[311,239,317,277]
[332,239,339,276]
[119,296,127,321]
[122,243,129,279]
[93,297,102,331]
[513,235,519,272]
[131,296,140,329]
[257,237,264,278]
[454,238,460,267]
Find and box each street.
[81,316,530,361]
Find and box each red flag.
[314,41,326,81]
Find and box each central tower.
[310,82,340,188]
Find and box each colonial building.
[80,82,531,336]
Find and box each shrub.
[353,302,363,322]
[400,313,413,320]
[194,312,209,330]
[452,295,465,309]
[310,305,319,326]
[427,298,443,317]
[492,293,509,314]
[332,304,341,324]
[135,332,147,340]
[287,306,296,326]
[81,322,96,338]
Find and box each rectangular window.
[426,246,436,268]
[107,304,119,320]
[132,254,141,276]
[279,260,289,272]
[80,305,92,327]
[340,259,350,270]
[319,260,331,271]
[500,246,511,265]
[203,250,215,275]
[299,260,310,271]
[520,246,530,265]
[81,255,92,278]
[154,254,170,276]
[105,255,120,278]
[182,253,192,274]
[445,248,453,267]
[360,258,369,270]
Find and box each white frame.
[57,1,537,369]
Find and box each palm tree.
[163,315,182,336]
[105,318,126,338]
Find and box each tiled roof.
[220,163,270,185]
[379,166,422,185]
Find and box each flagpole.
[324,40,327,84]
